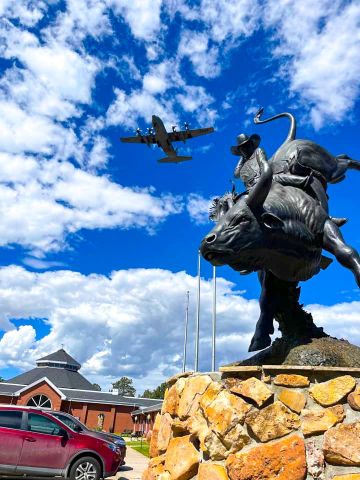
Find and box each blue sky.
[0,0,360,393]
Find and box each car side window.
[0,410,22,429]
[28,413,62,435]
[52,414,78,431]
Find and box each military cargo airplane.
[120,115,214,163]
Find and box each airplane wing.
[167,127,214,142]
[120,135,157,144]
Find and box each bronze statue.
[201,108,360,354]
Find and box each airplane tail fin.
[158,155,192,164]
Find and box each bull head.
[200,163,274,271]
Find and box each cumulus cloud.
[1,265,359,390]
[0,154,183,254]
[264,0,360,128]
[0,265,259,389]
[187,193,213,225]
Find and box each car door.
[0,409,25,473]
[17,412,71,475]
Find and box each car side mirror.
[59,428,69,439]
[74,425,83,433]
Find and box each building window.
[27,394,52,409]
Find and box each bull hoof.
[248,334,272,352]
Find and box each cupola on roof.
[36,348,81,370]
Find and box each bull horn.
[246,161,273,210]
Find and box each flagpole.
[212,265,217,372]
[182,291,190,373]
[195,250,201,372]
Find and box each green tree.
[92,383,101,391]
[142,382,167,399]
[112,377,136,397]
[0,377,4,383]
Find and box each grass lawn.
[127,439,150,457]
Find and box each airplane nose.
[205,234,217,244]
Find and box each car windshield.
[51,413,88,432]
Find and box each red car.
[0,405,122,479]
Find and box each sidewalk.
[114,447,148,480]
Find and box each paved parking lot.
[115,447,148,480]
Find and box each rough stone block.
[162,378,186,416]
[226,435,306,480]
[301,405,345,436]
[323,422,360,465]
[157,413,173,452]
[348,386,360,411]
[245,400,300,442]
[273,374,310,387]
[200,381,223,410]
[306,440,325,479]
[198,463,229,480]
[149,413,162,458]
[178,375,212,419]
[332,475,360,480]
[226,377,273,407]
[204,389,252,436]
[278,388,306,413]
[310,375,356,407]
[164,435,200,480]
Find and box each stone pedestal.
[143,366,360,480]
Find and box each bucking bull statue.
[200,108,360,352]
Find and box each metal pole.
[194,250,201,372]
[212,265,217,372]
[182,291,190,373]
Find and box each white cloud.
[187,193,212,225]
[264,0,360,128]
[0,265,259,390]
[0,156,183,254]
[178,31,220,79]
[0,14,185,255]
[1,265,360,391]
[109,0,163,41]
[0,0,47,27]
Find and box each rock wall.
[142,366,360,480]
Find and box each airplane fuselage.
[152,115,176,156]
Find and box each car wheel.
[69,456,101,480]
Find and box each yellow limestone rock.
[149,413,162,458]
[162,377,186,416]
[198,463,229,480]
[226,377,273,407]
[200,381,223,410]
[204,389,252,436]
[332,475,360,480]
[188,407,249,460]
[301,405,345,436]
[142,454,166,480]
[226,435,306,480]
[324,422,360,465]
[220,422,251,454]
[310,375,356,407]
[164,435,200,480]
[157,413,173,452]
[348,386,360,411]
[278,389,306,413]
[273,374,310,388]
[178,375,212,419]
[245,400,300,442]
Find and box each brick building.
[0,349,162,433]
